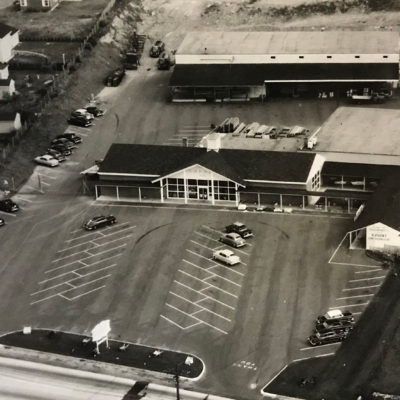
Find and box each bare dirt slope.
[139,0,400,50]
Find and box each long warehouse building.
[169,31,400,101]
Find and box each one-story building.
[169,31,399,101]
[95,141,325,207]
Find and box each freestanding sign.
[91,319,111,354]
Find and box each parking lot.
[0,199,364,399]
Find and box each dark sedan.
[85,106,104,117]
[56,133,82,144]
[51,137,76,149]
[83,215,116,231]
[0,199,19,213]
[48,144,72,156]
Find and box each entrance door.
[198,186,208,200]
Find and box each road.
[0,356,238,400]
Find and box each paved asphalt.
[0,54,387,399]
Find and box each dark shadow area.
[262,270,400,400]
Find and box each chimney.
[206,131,221,152]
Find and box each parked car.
[0,199,19,213]
[124,49,139,70]
[34,154,59,167]
[48,144,72,156]
[45,148,66,162]
[83,215,116,231]
[150,40,165,57]
[85,106,104,117]
[316,309,355,325]
[157,51,173,70]
[56,133,82,144]
[225,222,253,238]
[51,137,76,149]
[219,232,246,248]
[212,249,241,266]
[0,217,5,227]
[67,115,93,127]
[308,331,348,347]
[104,68,125,87]
[315,319,354,335]
[70,109,94,121]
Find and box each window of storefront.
[311,172,321,191]
[166,178,237,201]
[213,180,236,201]
[167,178,185,198]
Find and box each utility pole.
[174,366,180,400]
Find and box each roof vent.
[206,131,221,152]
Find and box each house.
[0,23,19,99]
[0,111,22,137]
[169,31,399,101]
[20,0,60,11]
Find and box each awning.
[169,63,399,87]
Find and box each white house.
[0,111,22,137]
[0,23,19,99]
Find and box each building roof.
[315,107,400,162]
[0,78,12,87]
[177,31,400,56]
[353,173,400,231]
[0,23,18,39]
[169,64,398,87]
[322,162,399,178]
[99,144,317,184]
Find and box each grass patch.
[0,0,111,40]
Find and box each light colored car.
[219,232,246,248]
[34,154,59,167]
[213,249,241,266]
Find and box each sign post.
[91,319,111,354]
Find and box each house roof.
[99,144,316,184]
[177,31,400,56]
[169,64,398,87]
[0,23,18,39]
[0,78,12,87]
[0,111,18,121]
[353,172,400,231]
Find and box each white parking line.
[329,302,369,309]
[64,285,106,301]
[328,234,348,264]
[52,249,94,263]
[336,294,375,300]
[70,228,84,234]
[174,280,235,310]
[330,262,381,268]
[183,259,241,287]
[293,352,335,362]
[165,303,228,334]
[92,233,133,247]
[38,174,56,180]
[349,276,386,282]
[186,249,215,263]
[178,270,238,298]
[170,291,231,322]
[79,243,127,259]
[207,264,245,277]
[77,254,122,269]
[41,181,51,186]
[65,231,101,243]
[57,240,99,253]
[31,281,70,296]
[160,315,186,330]
[355,269,383,274]
[194,231,220,243]
[13,196,33,203]
[300,343,340,351]
[342,285,380,291]
[202,225,223,235]
[190,240,215,252]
